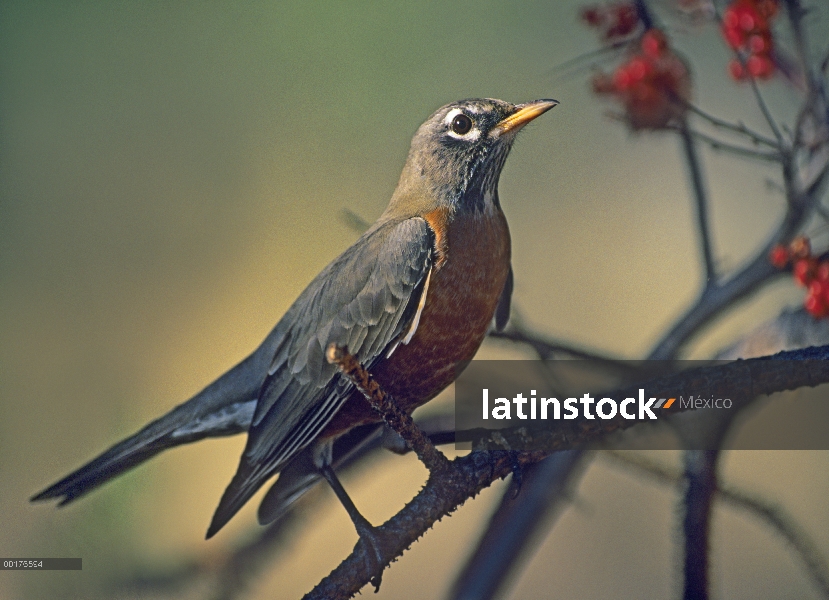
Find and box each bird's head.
[386,98,557,219]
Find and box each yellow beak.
[492,99,558,137]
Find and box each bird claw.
[354,521,386,591]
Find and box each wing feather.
[206,217,433,537]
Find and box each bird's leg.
[319,463,386,590]
[326,344,450,474]
[325,344,455,590]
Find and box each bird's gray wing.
[206,217,433,537]
[494,264,513,332]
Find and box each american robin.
[32,97,557,540]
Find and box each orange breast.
[320,208,511,438]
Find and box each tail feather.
[31,348,267,506]
[257,447,321,525]
[31,399,255,504]
[206,458,279,539]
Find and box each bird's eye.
[450,113,473,135]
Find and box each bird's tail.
[30,352,263,506]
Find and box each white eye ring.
[444,108,481,141]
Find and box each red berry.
[817,261,829,282]
[723,6,739,29]
[642,29,667,58]
[723,27,745,50]
[605,3,640,39]
[748,33,768,53]
[769,244,790,268]
[721,0,778,81]
[628,57,650,82]
[591,24,690,130]
[805,292,826,318]
[613,65,633,90]
[747,54,774,78]
[805,286,828,318]
[739,10,756,32]
[794,258,816,287]
[729,59,745,80]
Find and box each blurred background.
[1,1,827,598]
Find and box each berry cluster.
[581,2,642,41]
[770,237,829,318]
[592,30,691,130]
[721,0,778,80]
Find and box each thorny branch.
[326,344,449,473]
[305,345,829,598]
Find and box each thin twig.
[490,326,629,366]
[679,120,717,285]
[669,125,783,162]
[783,0,817,90]
[552,43,629,74]
[683,101,781,148]
[747,75,787,147]
[648,247,780,359]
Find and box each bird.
[32,97,558,541]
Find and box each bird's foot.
[354,519,387,591]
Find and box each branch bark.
[304,345,829,599]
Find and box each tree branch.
[605,451,829,599]
[682,449,720,600]
[303,449,547,600]
[305,345,829,598]
[449,451,588,600]
[647,149,827,360]
[747,73,787,147]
